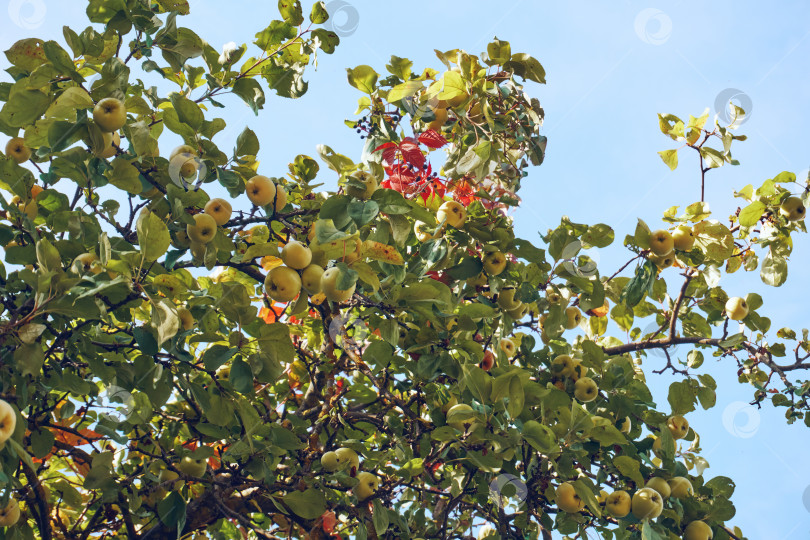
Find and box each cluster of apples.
[549,353,603,404]
[557,472,712,538]
[0,400,19,527]
[320,447,379,500]
[156,455,207,496]
[647,224,696,270]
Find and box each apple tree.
[0,1,808,539]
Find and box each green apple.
[555,482,584,513]
[354,471,379,501]
[564,306,582,330]
[667,415,689,440]
[506,303,528,320]
[177,308,194,331]
[574,377,598,402]
[281,240,312,270]
[204,198,232,226]
[725,297,748,321]
[159,468,184,491]
[645,477,671,499]
[0,400,16,444]
[187,213,218,244]
[668,476,693,499]
[499,337,517,358]
[414,220,441,242]
[93,97,127,132]
[684,520,713,540]
[605,490,631,518]
[11,195,37,220]
[436,200,466,228]
[446,403,478,432]
[0,499,20,527]
[649,229,674,256]
[245,175,277,206]
[177,455,207,477]
[631,487,663,520]
[497,287,522,310]
[170,153,199,178]
[321,267,356,303]
[74,253,102,275]
[466,272,488,287]
[4,137,31,164]
[345,171,378,199]
[321,451,340,472]
[96,131,121,159]
[264,266,302,302]
[552,354,587,379]
[650,253,675,270]
[335,447,360,473]
[301,264,324,295]
[482,251,507,275]
[779,196,806,221]
[673,225,695,251]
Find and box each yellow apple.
[617,416,632,434]
[650,253,675,270]
[301,264,324,295]
[264,266,302,302]
[780,196,806,221]
[631,487,664,520]
[668,476,693,499]
[506,303,528,320]
[321,451,340,472]
[651,436,664,458]
[446,403,478,432]
[272,185,288,211]
[170,154,199,178]
[335,447,360,473]
[414,220,442,242]
[0,400,16,444]
[5,137,31,164]
[649,229,674,256]
[564,306,582,330]
[159,469,184,491]
[354,471,379,501]
[645,477,671,499]
[673,225,695,251]
[321,267,355,303]
[725,296,748,321]
[466,272,488,287]
[93,97,127,132]
[172,230,191,249]
[0,499,20,527]
[427,108,448,131]
[281,240,312,270]
[497,288,522,311]
[574,377,598,402]
[684,521,713,540]
[11,195,37,220]
[499,337,517,358]
[482,251,507,275]
[436,200,466,228]
[177,455,207,477]
[605,490,631,517]
[74,253,102,275]
[667,415,689,440]
[345,171,378,199]
[556,482,584,513]
[552,355,587,379]
[186,213,218,244]
[177,308,194,331]
[245,175,277,206]
[170,145,196,160]
[96,131,121,158]
[596,490,609,504]
[204,198,232,226]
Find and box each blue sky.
[4,1,810,537]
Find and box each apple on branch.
[5,137,31,164]
[93,97,127,132]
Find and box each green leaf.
[170,94,203,130]
[283,489,326,519]
[0,89,50,127]
[619,260,656,307]
[231,78,265,115]
[658,149,678,170]
[522,420,558,453]
[372,499,389,535]
[581,223,614,248]
[347,200,379,226]
[202,345,237,371]
[506,375,524,418]
[229,357,254,394]
[445,256,483,280]
[136,211,171,262]
[106,158,142,194]
[278,0,304,25]
[387,81,424,103]
[346,65,378,94]
[760,249,787,287]
[738,201,765,227]
[310,1,329,23]
[613,456,645,486]
[36,238,62,272]
[235,127,259,156]
[668,380,697,415]
[157,491,186,528]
